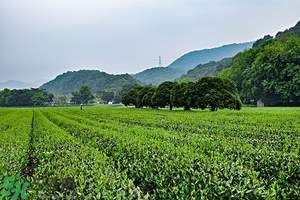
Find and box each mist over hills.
[3,20,299,97]
[132,42,253,84]
[0,79,46,90]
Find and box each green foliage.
[133,67,185,85]
[122,85,156,108]
[0,88,54,107]
[96,90,114,103]
[133,42,253,84]
[71,85,94,105]
[171,82,194,110]
[7,106,297,199]
[187,77,241,111]
[252,34,273,48]
[179,57,233,82]
[275,20,300,38]
[122,77,241,111]
[218,33,300,106]
[115,83,141,104]
[152,81,177,110]
[40,70,142,96]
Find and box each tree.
[171,82,194,110]
[140,87,156,108]
[31,88,54,106]
[54,95,67,105]
[252,35,273,48]
[97,90,114,103]
[0,88,54,107]
[121,86,143,107]
[71,85,94,105]
[0,88,10,106]
[135,86,156,108]
[152,81,177,110]
[219,33,300,106]
[187,77,241,111]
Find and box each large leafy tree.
[122,85,155,108]
[121,86,143,107]
[152,81,177,110]
[71,85,94,105]
[97,90,114,103]
[140,87,156,108]
[171,82,194,110]
[114,83,140,104]
[135,86,153,108]
[187,77,241,111]
[31,88,54,106]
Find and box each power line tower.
[159,56,162,67]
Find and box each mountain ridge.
[132,42,253,84]
[0,79,46,90]
[40,70,142,96]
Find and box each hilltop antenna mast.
[159,56,162,67]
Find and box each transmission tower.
[159,56,162,67]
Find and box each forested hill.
[178,57,233,82]
[276,20,300,38]
[40,70,142,95]
[253,20,300,48]
[132,42,253,84]
[218,32,300,106]
[167,42,253,71]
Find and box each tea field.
[0,106,300,199]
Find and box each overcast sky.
[1,0,300,82]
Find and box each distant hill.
[132,67,185,85]
[132,42,253,84]
[178,57,233,82]
[0,79,45,90]
[40,70,142,95]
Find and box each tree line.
[121,76,242,111]
[0,88,54,107]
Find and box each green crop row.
[1,106,299,199]
[0,109,32,182]
[26,110,146,199]
[41,107,300,199]
[64,107,300,153]
[0,109,32,200]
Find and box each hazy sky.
[1,0,300,82]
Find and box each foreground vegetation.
[1,106,300,199]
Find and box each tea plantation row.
[0,106,299,199]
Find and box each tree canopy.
[218,33,300,106]
[0,88,54,107]
[122,77,241,111]
[71,85,94,105]
[187,77,242,111]
[152,81,177,110]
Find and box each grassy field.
[0,106,300,199]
